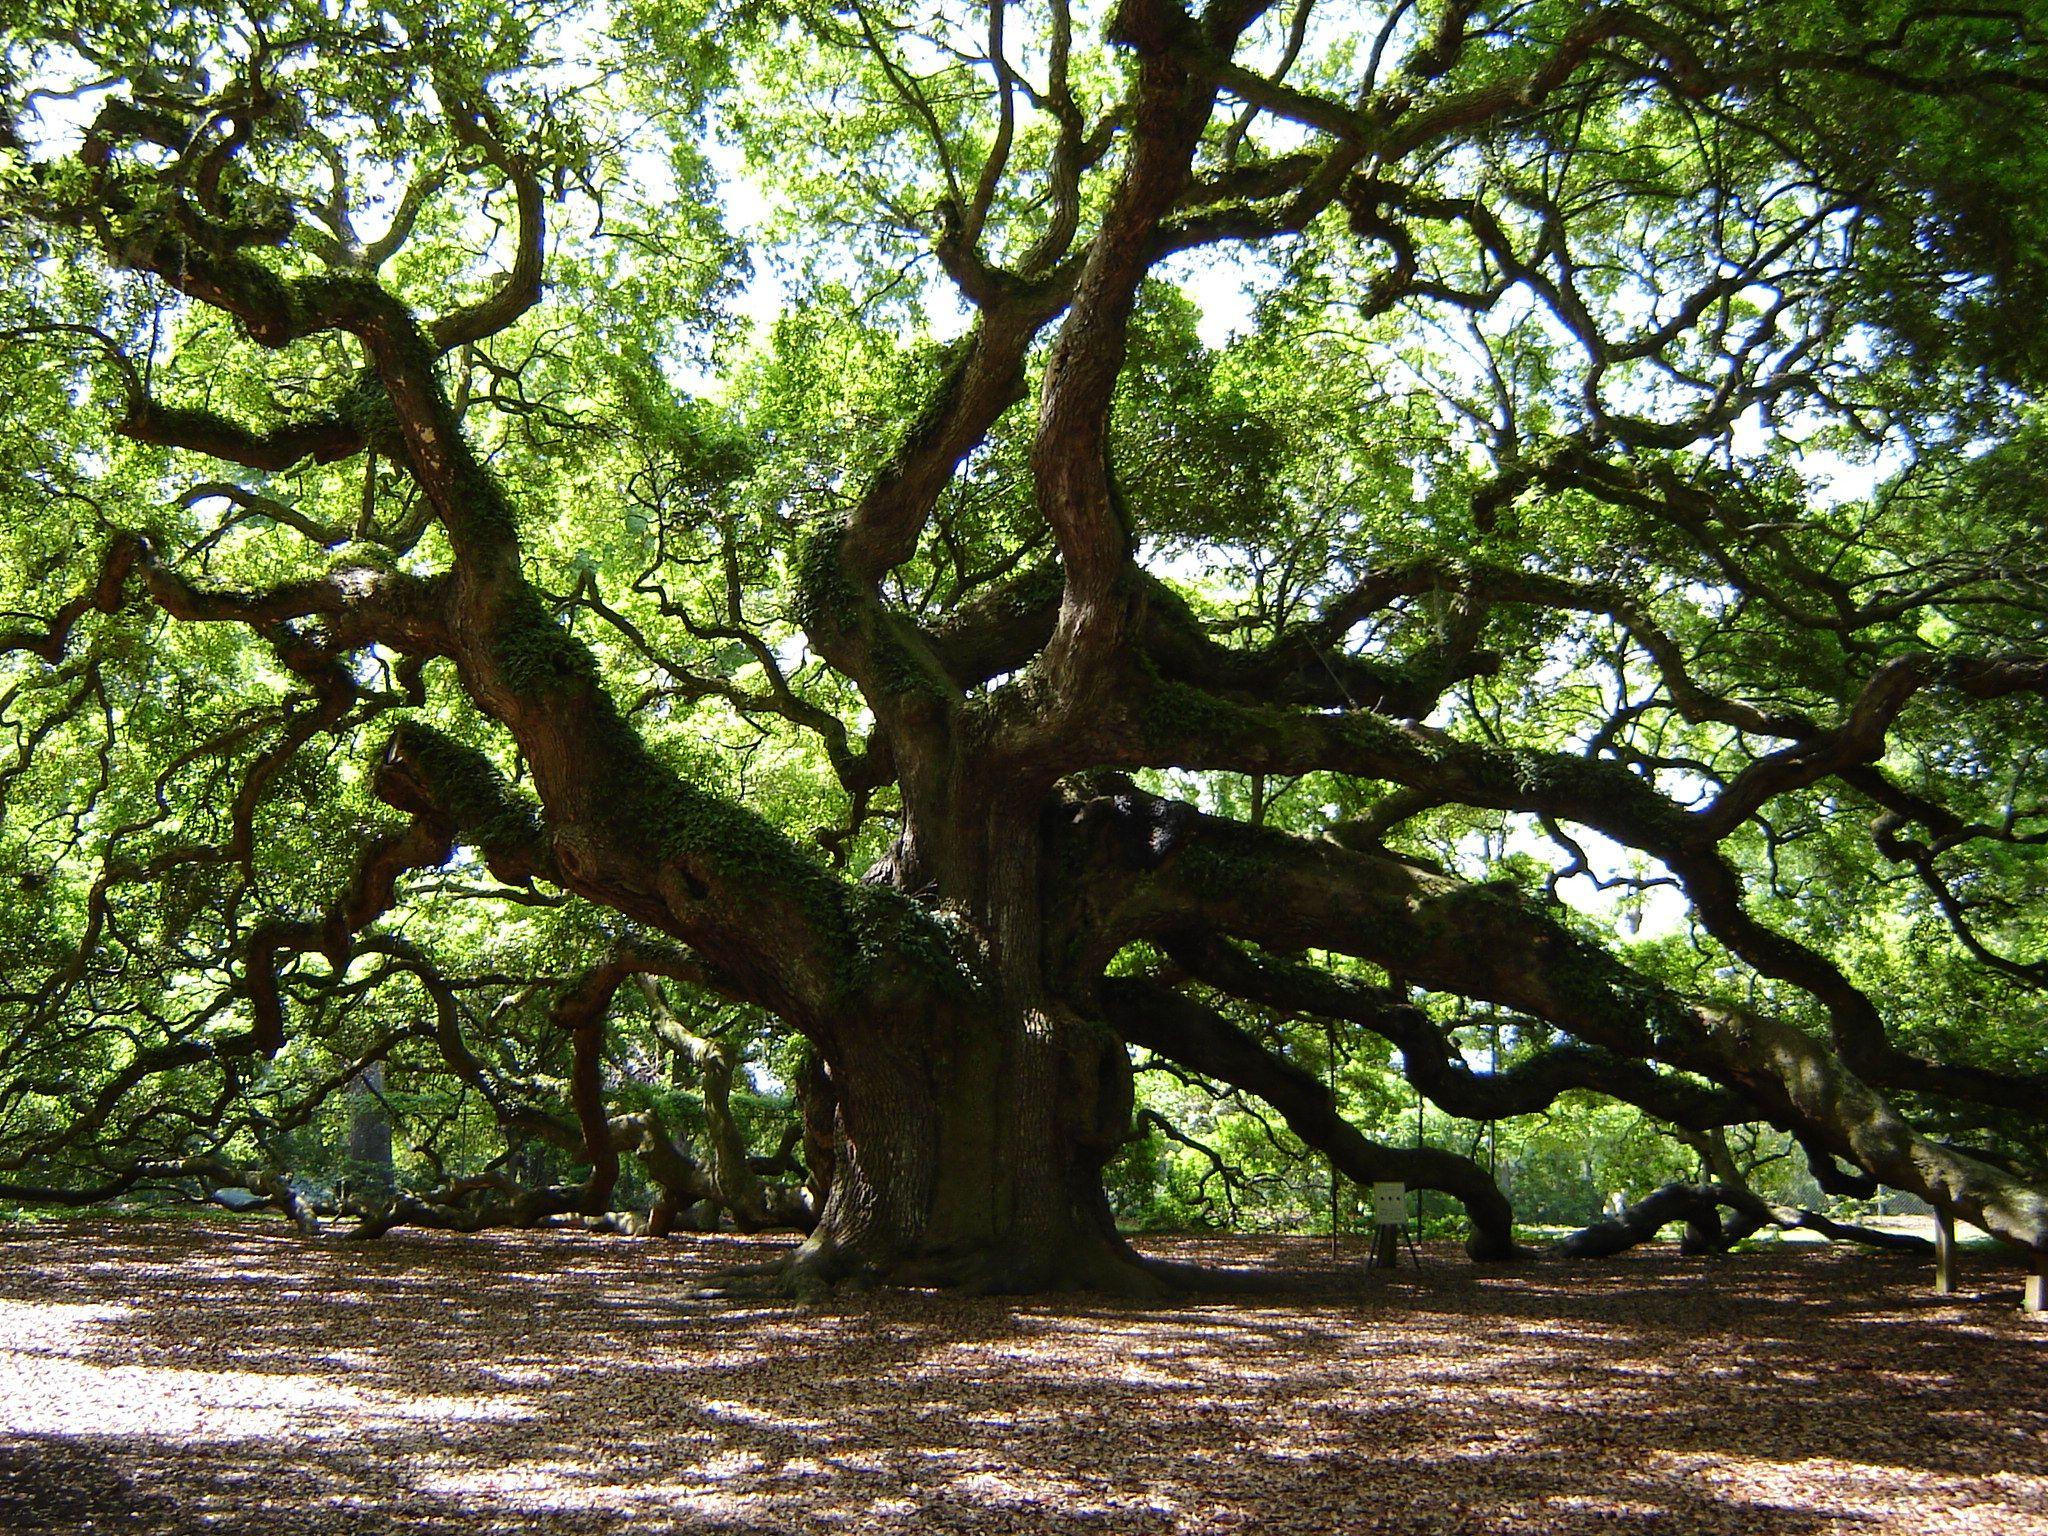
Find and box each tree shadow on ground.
[0,1220,2041,1535]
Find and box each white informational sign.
[1371,1182,1407,1226]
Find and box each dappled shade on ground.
[0,1221,2042,1534]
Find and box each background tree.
[3,0,2047,1291]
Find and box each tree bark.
[1560,1180,1940,1259]
[787,996,1158,1293]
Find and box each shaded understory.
[0,1221,2042,1535]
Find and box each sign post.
[1369,1181,1410,1269]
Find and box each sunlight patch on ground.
[1649,1450,2048,1531]
[0,1297,533,1442]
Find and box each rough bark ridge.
[4,0,2048,1287]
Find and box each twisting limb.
[1131,1106,1272,1225]
[1100,976,1524,1259]
[1065,789,2048,1251]
[1166,934,1751,1131]
[1025,0,1270,701]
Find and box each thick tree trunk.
[767,757,1163,1293]
[786,996,1159,1293]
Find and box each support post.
[1934,1205,1956,1296]
[1370,1220,1400,1268]
[2026,1250,2047,1317]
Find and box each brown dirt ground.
[0,1220,2042,1534]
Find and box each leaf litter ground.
[0,1221,2041,1534]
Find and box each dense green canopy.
[2,0,2045,1287]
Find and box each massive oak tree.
[3,0,2047,1291]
